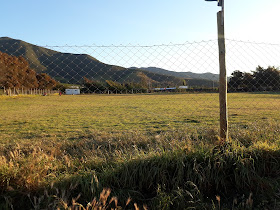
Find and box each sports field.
[1,92,279,143]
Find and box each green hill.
[0,37,218,87]
[0,37,183,86]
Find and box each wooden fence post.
[217,8,228,141]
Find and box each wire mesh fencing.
[0,37,279,141]
[226,40,280,127]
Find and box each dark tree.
[229,66,280,92]
[253,66,280,91]
[228,70,244,91]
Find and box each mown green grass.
[0,92,279,143]
[0,92,280,209]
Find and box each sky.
[1,0,280,74]
[2,0,280,45]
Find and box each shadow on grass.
[2,143,280,209]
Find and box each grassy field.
[1,92,280,209]
[1,92,279,142]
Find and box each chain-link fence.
[0,37,279,140]
[226,40,280,128]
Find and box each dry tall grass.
[1,121,280,209]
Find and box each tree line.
[0,52,57,89]
[1,50,279,94]
[229,66,280,92]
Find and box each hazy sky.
[1,0,280,45]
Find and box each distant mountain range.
[131,67,219,88]
[131,67,219,81]
[0,37,219,87]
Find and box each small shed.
[178,86,189,89]
[65,88,80,95]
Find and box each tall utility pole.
[205,0,228,141]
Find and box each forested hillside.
[0,37,217,88]
[0,52,56,89]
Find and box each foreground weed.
[57,188,147,210]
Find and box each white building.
[65,88,80,95]
[178,86,189,89]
